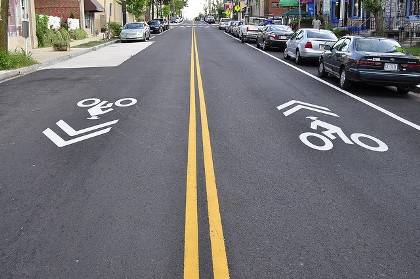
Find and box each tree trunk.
[375,11,384,36]
[0,0,9,52]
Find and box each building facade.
[3,0,37,51]
[94,0,134,34]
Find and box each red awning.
[84,0,104,12]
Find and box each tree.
[117,0,150,21]
[0,0,9,52]
[162,5,170,18]
[363,0,384,35]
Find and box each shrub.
[36,14,49,47]
[69,28,88,40]
[107,22,122,37]
[333,28,350,38]
[0,50,38,70]
[59,28,71,42]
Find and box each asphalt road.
[0,21,419,278]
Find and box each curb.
[0,39,118,83]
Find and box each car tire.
[397,87,410,95]
[256,40,260,48]
[318,60,326,77]
[339,68,352,90]
[241,36,245,43]
[262,41,268,51]
[283,48,289,60]
[295,50,302,65]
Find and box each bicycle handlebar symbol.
[299,117,388,152]
[77,97,137,119]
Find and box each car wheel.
[295,50,302,64]
[283,48,289,60]
[241,36,245,43]
[339,68,352,90]
[318,60,326,77]
[397,87,410,95]
[262,41,268,51]
[256,39,260,48]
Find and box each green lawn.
[404,47,420,56]
[73,40,109,48]
[0,51,38,70]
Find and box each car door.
[323,38,345,73]
[295,30,305,53]
[330,38,351,74]
[260,26,269,44]
[287,30,301,56]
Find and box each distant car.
[232,21,244,37]
[205,15,215,24]
[120,22,150,42]
[256,24,293,50]
[154,18,169,30]
[218,18,230,30]
[318,36,420,94]
[148,20,164,33]
[170,17,177,23]
[284,28,338,64]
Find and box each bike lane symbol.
[43,97,138,147]
[277,100,389,152]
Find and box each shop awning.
[85,0,104,12]
[279,0,299,7]
[282,8,309,16]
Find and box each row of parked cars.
[120,19,170,42]
[218,19,420,95]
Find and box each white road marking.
[277,100,339,117]
[223,32,420,131]
[45,42,153,69]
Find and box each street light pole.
[298,0,301,29]
[122,0,127,25]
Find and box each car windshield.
[271,25,292,32]
[149,21,159,25]
[354,38,402,53]
[220,19,229,22]
[307,30,337,40]
[124,23,144,29]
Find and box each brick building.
[34,0,82,20]
[265,0,289,17]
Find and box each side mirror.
[324,45,331,51]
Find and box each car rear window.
[307,30,337,40]
[354,38,402,53]
[124,23,144,29]
[271,25,292,32]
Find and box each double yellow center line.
[184,26,230,279]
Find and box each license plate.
[280,36,287,39]
[384,63,398,71]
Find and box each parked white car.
[218,18,230,30]
[284,28,338,64]
[239,21,260,43]
[120,22,150,42]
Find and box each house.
[34,0,105,34]
[2,0,38,51]
[93,0,135,34]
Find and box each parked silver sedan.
[284,29,337,64]
[120,22,150,42]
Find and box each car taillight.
[356,60,381,66]
[406,63,420,70]
[304,41,312,48]
[269,33,276,39]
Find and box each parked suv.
[154,18,169,31]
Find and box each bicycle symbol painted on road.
[300,116,388,152]
[43,97,138,147]
[277,100,388,152]
[77,97,138,119]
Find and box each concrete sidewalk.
[0,36,117,83]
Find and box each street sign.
[234,5,241,12]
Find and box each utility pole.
[122,0,127,25]
[0,0,9,52]
[298,0,301,29]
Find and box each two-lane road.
[1,21,419,278]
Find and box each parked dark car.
[154,18,169,30]
[318,36,420,94]
[148,20,164,33]
[256,24,293,50]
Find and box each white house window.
[8,0,24,37]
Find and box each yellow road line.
[193,30,230,279]
[184,25,199,279]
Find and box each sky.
[183,0,206,19]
